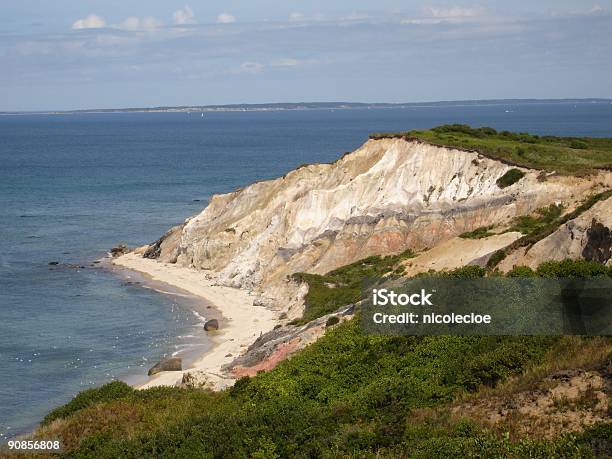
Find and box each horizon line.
[2,97,611,115]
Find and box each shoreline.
[111,253,278,390]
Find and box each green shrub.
[325,316,340,327]
[42,380,134,425]
[567,189,612,219]
[456,340,544,390]
[509,204,564,235]
[486,249,507,268]
[576,422,612,457]
[507,265,537,277]
[496,168,525,188]
[459,226,495,239]
[536,259,611,277]
[570,140,588,149]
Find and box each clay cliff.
[140,137,611,316]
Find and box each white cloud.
[288,12,327,22]
[342,12,369,21]
[234,61,263,74]
[289,12,304,22]
[271,58,300,67]
[401,6,486,25]
[588,4,604,14]
[426,6,484,19]
[217,13,236,24]
[119,16,162,30]
[271,58,320,67]
[173,6,196,25]
[72,14,106,30]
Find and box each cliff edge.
[140,137,610,318]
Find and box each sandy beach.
[112,253,278,390]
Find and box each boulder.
[204,319,219,331]
[148,357,182,376]
[110,244,129,257]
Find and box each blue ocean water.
[1,102,612,439]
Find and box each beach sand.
[112,253,277,390]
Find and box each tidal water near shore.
[1,102,612,440]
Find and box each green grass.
[38,260,612,457]
[508,204,564,235]
[370,124,612,174]
[291,249,416,324]
[459,225,495,239]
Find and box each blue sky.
[1,1,611,110]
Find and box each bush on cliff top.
[496,168,525,188]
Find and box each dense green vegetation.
[487,189,612,268]
[43,381,134,426]
[496,168,526,188]
[39,260,611,457]
[528,259,612,277]
[291,249,415,324]
[459,225,495,239]
[508,204,564,235]
[370,124,612,174]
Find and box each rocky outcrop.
[143,224,184,262]
[110,244,129,257]
[223,304,356,378]
[499,197,612,270]
[582,220,612,264]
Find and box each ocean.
[1,101,612,439]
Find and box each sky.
[1,1,611,111]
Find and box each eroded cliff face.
[498,196,612,270]
[148,138,610,312]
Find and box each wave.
[191,310,207,324]
[140,285,191,298]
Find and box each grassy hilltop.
[370,124,612,174]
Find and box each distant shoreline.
[1,98,610,116]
